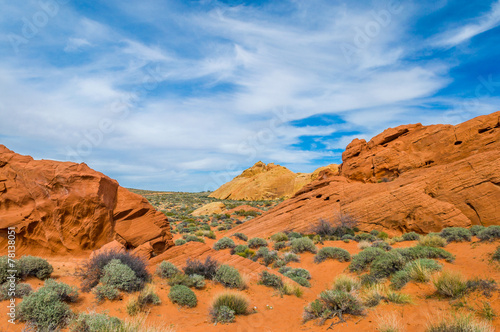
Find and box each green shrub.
[70,312,122,332]
[100,259,143,292]
[440,227,472,242]
[371,241,392,251]
[248,237,268,249]
[303,290,364,324]
[189,274,206,289]
[433,270,467,298]
[470,225,486,236]
[18,286,74,330]
[236,249,255,259]
[156,261,179,279]
[332,275,360,293]
[281,267,311,279]
[259,271,283,289]
[0,256,19,284]
[287,231,302,239]
[253,247,278,266]
[232,233,248,241]
[493,246,500,261]
[291,237,317,254]
[211,305,235,324]
[283,252,300,263]
[370,251,406,279]
[354,233,377,242]
[270,232,289,242]
[477,226,500,241]
[342,234,354,241]
[92,284,120,302]
[183,234,205,243]
[213,237,236,250]
[273,241,287,250]
[465,278,497,297]
[0,282,32,300]
[183,256,219,279]
[419,235,447,247]
[126,285,161,316]
[391,259,442,290]
[314,247,351,263]
[386,291,412,304]
[390,270,412,290]
[19,256,54,280]
[43,279,79,302]
[174,239,187,246]
[395,245,455,263]
[401,232,421,241]
[377,231,389,240]
[215,265,245,289]
[348,247,385,273]
[168,285,197,307]
[211,291,249,315]
[426,313,494,332]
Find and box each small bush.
[156,261,179,279]
[19,256,54,280]
[184,234,205,243]
[314,247,351,263]
[168,285,197,307]
[395,245,455,263]
[248,237,268,249]
[401,232,421,241]
[18,286,74,330]
[357,240,371,250]
[419,235,447,248]
[270,232,289,242]
[466,278,497,297]
[291,237,317,253]
[493,246,500,261]
[303,289,364,324]
[470,225,486,236]
[183,256,219,279]
[0,256,19,284]
[332,274,360,293]
[477,226,500,241]
[231,244,248,255]
[0,282,32,300]
[70,312,122,332]
[273,241,287,250]
[189,274,206,289]
[283,252,300,263]
[342,234,354,241]
[377,231,389,240]
[354,233,377,243]
[390,270,412,290]
[92,284,120,302]
[211,305,235,324]
[168,273,192,287]
[281,267,311,279]
[211,291,249,315]
[232,233,248,241]
[44,279,79,302]
[433,270,467,298]
[426,313,494,332]
[259,271,283,289]
[214,265,245,289]
[253,247,278,266]
[127,285,161,315]
[100,259,143,292]
[386,291,412,304]
[287,231,303,239]
[440,227,472,242]
[370,251,406,279]
[363,285,385,307]
[371,241,392,251]
[76,250,149,292]
[174,239,187,246]
[349,247,386,273]
[376,312,404,332]
[391,259,442,290]
[213,237,236,250]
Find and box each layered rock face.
[209,161,338,200]
[0,145,173,257]
[229,112,500,237]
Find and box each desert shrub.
[419,235,447,248]
[156,261,179,279]
[259,271,283,289]
[0,256,20,284]
[168,285,197,307]
[76,250,149,292]
[214,265,245,289]
[189,274,206,289]
[18,286,74,331]
[291,237,317,253]
[370,251,406,279]
[231,244,248,255]
[211,305,235,324]
[440,227,472,242]
[70,312,122,332]
[363,285,385,307]
[354,233,377,243]
[332,274,360,293]
[466,278,497,297]
[213,237,236,250]
[477,225,500,241]
[273,241,287,250]
[183,256,219,279]
[433,270,467,298]
[92,284,120,302]
[183,234,205,243]
[255,247,279,266]
[349,247,385,273]
[391,259,442,290]
[281,267,311,279]
[309,219,354,238]
[283,252,300,263]
[401,232,421,241]
[303,289,364,324]
[174,239,186,246]
[236,249,255,259]
[395,245,455,263]
[43,279,79,302]
[100,259,143,292]
[426,313,494,332]
[342,234,354,241]
[390,270,412,291]
[386,291,412,304]
[247,237,268,249]
[360,274,380,287]
[357,240,371,250]
[126,285,161,316]
[0,282,32,300]
[470,225,486,236]
[19,256,54,280]
[493,246,500,261]
[370,230,379,236]
[376,312,404,332]
[314,247,351,263]
[211,291,249,315]
[377,231,389,240]
[167,273,192,287]
[371,241,392,251]
[270,232,289,242]
[287,231,303,239]
[232,233,248,241]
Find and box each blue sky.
[1,0,499,191]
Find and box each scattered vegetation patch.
[369,251,406,279]
[270,232,289,242]
[259,271,284,289]
[371,241,392,251]
[349,247,386,273]
[19,256,54,280]
[168,285,197,308]
[477,226,500,241]
[174,239,187,246]
[493,246,500,262]
[232,233,248,241]
[209,292,249,324]
[440,227,472,242]
[401,232,421,241]
[470,225,486,236]
[100,259,144,292]
[70,312,122,332]
[419,235,447,248]
[303,289,364,325]
[354,233,377,243]
[433,270,467,298]
[183,256,219,279]
[247,237,268,249]
[273,241,287,250]
[291,237,317,253]
[92,284,120,302]
[214,265,246,289]
[332,275,361,293]
[126,285,161,316]
[0,282,32,301]
[213,237,236,250]
[426,313,494,332]
[314,247,351,263]
[156,261,179,279]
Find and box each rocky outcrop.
[229,112,500,237]
[0,145,173,257]
[191,202,227,216]
[209,162,338,200]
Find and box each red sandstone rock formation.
[0,145,173,257]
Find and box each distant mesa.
[0,145,173,258]
[209,161,339,200]
[229,111,500,237]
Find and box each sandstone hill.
[229,111,500,237]
[209,161,338,200]
[0,145,173,257]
